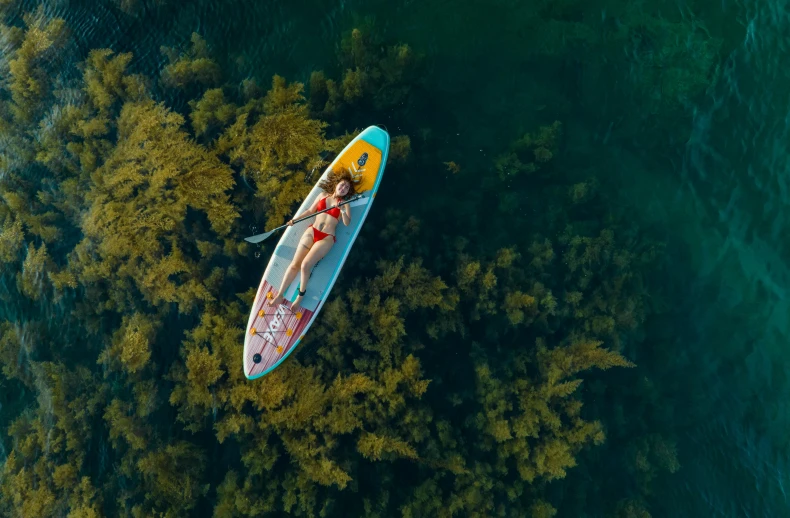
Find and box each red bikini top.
[317,196,341,219]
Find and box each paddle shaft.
[245,194,362,244]
[287,194,361,227]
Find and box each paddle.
[244,194,365,244]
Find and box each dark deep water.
[1,0,789,516]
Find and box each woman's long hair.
[318,168,360,200]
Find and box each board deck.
[243,126,390,379]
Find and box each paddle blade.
[348,195,369,208]
[244,229,277,244]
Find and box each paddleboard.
[243,125,390,380]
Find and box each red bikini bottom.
[309,225,336,243]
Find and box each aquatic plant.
[612,498,653,518]
[214,75,328,229]
[495,121,562,181]
[338,25,418,110]
[16,242,55,301]
[160,32,221,90]
[189,87,237,138]
[6,11,68,123]
[0,6,672,517]
[626,433,680,495]
[0,364,106,517]
[389,135,412,165]
[308,70,342,121]
[0,217,24,264]
[169,258,444,514]
[444,161,461,174]
[67,98,238,313]
[308,23,421,126]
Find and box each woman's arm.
[340,200,351,226]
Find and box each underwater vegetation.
[0,2,721,517]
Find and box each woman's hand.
[286,219,294,226]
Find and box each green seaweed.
[0,5,693,517]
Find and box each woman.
[268,169,358,311]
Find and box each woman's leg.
[269,229,313,306]
[291,237,334,311]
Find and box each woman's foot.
[267,290,281,306]
[291,289,306,311]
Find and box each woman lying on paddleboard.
[268,169,359,311]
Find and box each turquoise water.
[1,0,789,516]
